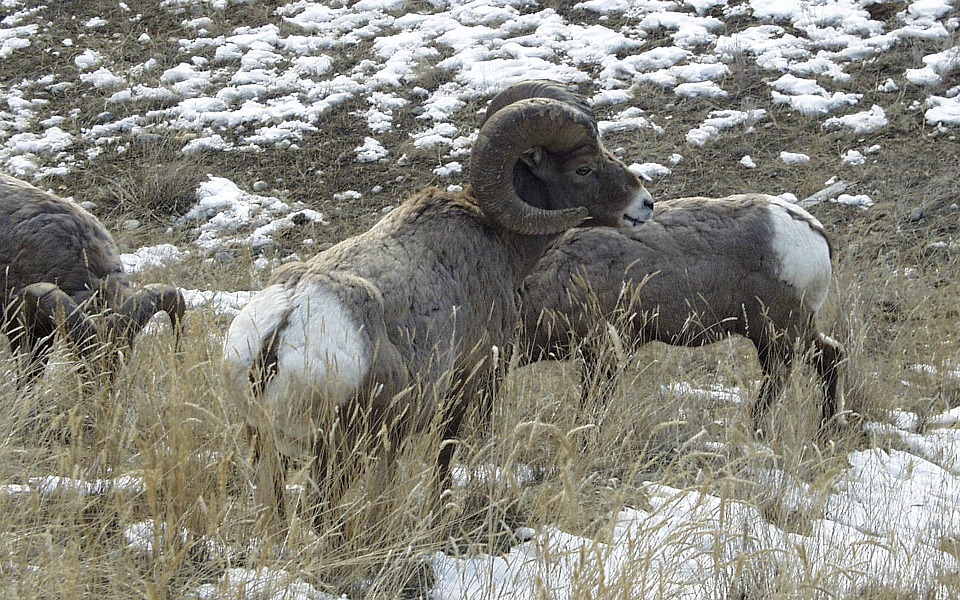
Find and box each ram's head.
[18,275,185,383]
[10,278,186,380]
[470,79,655,235]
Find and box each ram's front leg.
[435,353,503,498]
[15,285,72,386]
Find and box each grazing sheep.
[1,173,186,384]
[519,193,843,433]
[222,80,655,525]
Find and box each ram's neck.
[502,230,560,285]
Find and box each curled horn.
[481,79,595,126]
[114,284,186,350]
[470,97,598,235]
[21,282,100,355]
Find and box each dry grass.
[2,1,960,598]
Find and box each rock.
[924,241,958,261]
[801,180,848,208]
[252,239,281,256]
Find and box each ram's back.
[0,175,123,308]
[275,189,521,387]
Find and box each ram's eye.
[575,166,593,176]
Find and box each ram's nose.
[623,187,654,227]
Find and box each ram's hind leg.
[249,424,290,537]
[308,401,367,527]
[752,339,794,435]
[813,332,844,428]
[308,422,338,533]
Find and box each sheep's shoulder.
[302,186,500,282]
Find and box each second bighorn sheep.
[0,173,186,384]
[519,193,843,433]
[223,80,655,524]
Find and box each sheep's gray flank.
[223,80,655,528]
[0,173,186,383]
[519,193,843,434]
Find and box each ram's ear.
[520,146,546,169]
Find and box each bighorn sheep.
[519,193,843,433]
[1,173,186,384]
[222,80,655,525]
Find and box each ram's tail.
[223,284,293,397]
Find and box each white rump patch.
[223,284,291,379]
[223,282,370,456]
[272,284,369,403]
[766,198,832,310]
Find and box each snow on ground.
[432,446,960,598]
[3,0,960,597]
[1,0,958,181]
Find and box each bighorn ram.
[1,173,186,383]
[223,80,655,525]
[519,193,843,433]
